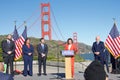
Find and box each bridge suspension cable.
[27,16,40,31]
[50,6,65,41]
[51,24,60,40]
[16,7,40,30]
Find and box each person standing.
[37,38,48,76]
[102,48,110,73]
[110,54,116,73]
[92,36,105,64]
[64,38,77,78]
[1,34,15,76]
[22,38,34,76]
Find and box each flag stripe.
[114,38,120,51]
[106,36,118,56]
[105,39,115,55]
[109,36,119,55]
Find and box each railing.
[78,61,91,73]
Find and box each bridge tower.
[41,3,52,40]
[73,32,78,49]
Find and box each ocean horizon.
[80,53,94,61]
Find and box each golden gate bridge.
[13,2,78,48]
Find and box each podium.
[62,50,74,79]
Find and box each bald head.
[96,36,100,42]
[0,62,4,72]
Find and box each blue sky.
[0,0,120,46]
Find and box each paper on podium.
[62,50,74,56]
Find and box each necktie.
[7,40,10,47]
[97,41,99,45]
[41,44,44,50]
[7,40,10,44]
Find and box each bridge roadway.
[13,61,120,80]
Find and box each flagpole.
[112,18,118,73]
[14,21,17,25]
[14,20,17,74]
[113,18,116,24]
[12,21,23,75]
[24,21,26,27]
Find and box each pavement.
[13,61,120,80]
[14,65,84,80]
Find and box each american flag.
[105,23,120,59]
[14,26,27,60]
[12,25,19,60]
[13,25,19,41]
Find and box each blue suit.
[0,72,14,80]
[92,41,105,63]
[22,44,34,76]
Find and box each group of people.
[84,35,119,80]
[0,34,117,80]
[92,35,117,74]
[1,34,48,77]
[21,37,49,76]
[84,36,109,80]
[0,34,78,79]
[22,37,48,76]
[92,36,109,73]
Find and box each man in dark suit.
[1,34,15,75]
[92,36,105,64]
[0,62,14,80]
[37,38,48,76]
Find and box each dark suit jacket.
[1,40,15,58]
[22,44,34,57]
[92,41,105,56]
[0,72,14,80]
[102,49,109,62]
[37,43,48,59]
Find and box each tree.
[0,41,3,61]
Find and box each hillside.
[0,35,92,61]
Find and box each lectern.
[62,50,74,79]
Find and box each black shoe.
[37,73,41,76]
[43,73,47,76]
[23,75,27,77]
[29,74,32,76]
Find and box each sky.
[0,0,120,46]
